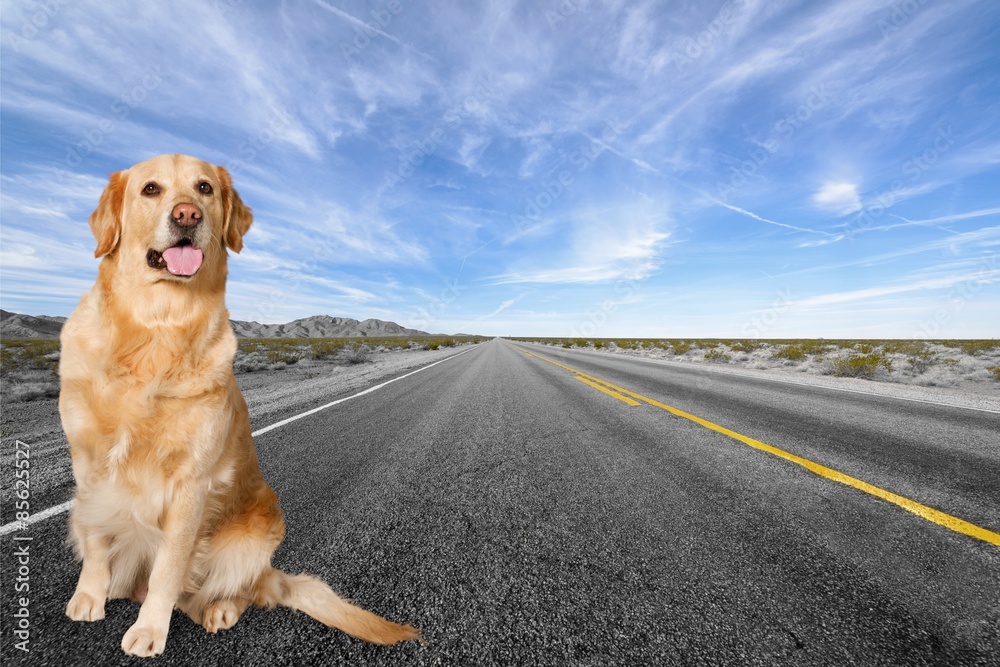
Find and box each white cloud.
[813,182,862,216]
[492,196,671,285]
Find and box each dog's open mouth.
[147,239,204,277]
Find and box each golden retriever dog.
[59,154,420,657]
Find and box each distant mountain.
[0,310,67,339]
[0,310,431,339]
[229,315,430,338]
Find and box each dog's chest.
[61,350,230,475]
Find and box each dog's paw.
[203,600,243,633]
[66,591,105,622]
[121,623,167,658]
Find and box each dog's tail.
[253,568,421,645]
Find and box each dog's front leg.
[121,484,205,658]
[66,529,112,622]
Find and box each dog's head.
[89,154,253,285]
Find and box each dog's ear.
[90,170,127,258]
[216,166,253,253]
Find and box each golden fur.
[59,154,420,657]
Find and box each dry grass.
[233,336,484,371]
[2,339,61,403]
[1,336,488,399]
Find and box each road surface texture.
[3,339,998,666]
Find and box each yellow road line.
[576,375,641,406]
[521,348,1000,548]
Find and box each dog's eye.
[198,181,213,195]
[142,182,161,196]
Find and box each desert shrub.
[905,349,936,374]
[1,339,61,375]
[882,340,925,356]
[593,340,605,349]
[730,340,764,353]
[561,341,573,348]
[342,344,371,364]
[990,367,1000,382]
[772,344,807,361]
[6,381,60,402]
[310,339,345,359]
[671,341,692,355]
[960,340,999,356]
[771,340,834,361]
[0,347,18,374]
[801,340,833,355]
[704,349,732,364]
[266,349,301,364]
[832,353,893,379]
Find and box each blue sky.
[1,0,998,338]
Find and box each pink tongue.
[161,245,204,276]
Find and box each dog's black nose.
[172,203,202,227]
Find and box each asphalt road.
[3,339,998,666]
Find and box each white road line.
[0,347,474,537]
[0,500,74,537]
[250,347,472,436]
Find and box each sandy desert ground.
[518,338,1000,410]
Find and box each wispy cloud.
[709,198,837,236]
[1,0,998,335]
[477,293,528,320]
[492,197,672,285]
[797,270,1000,308]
